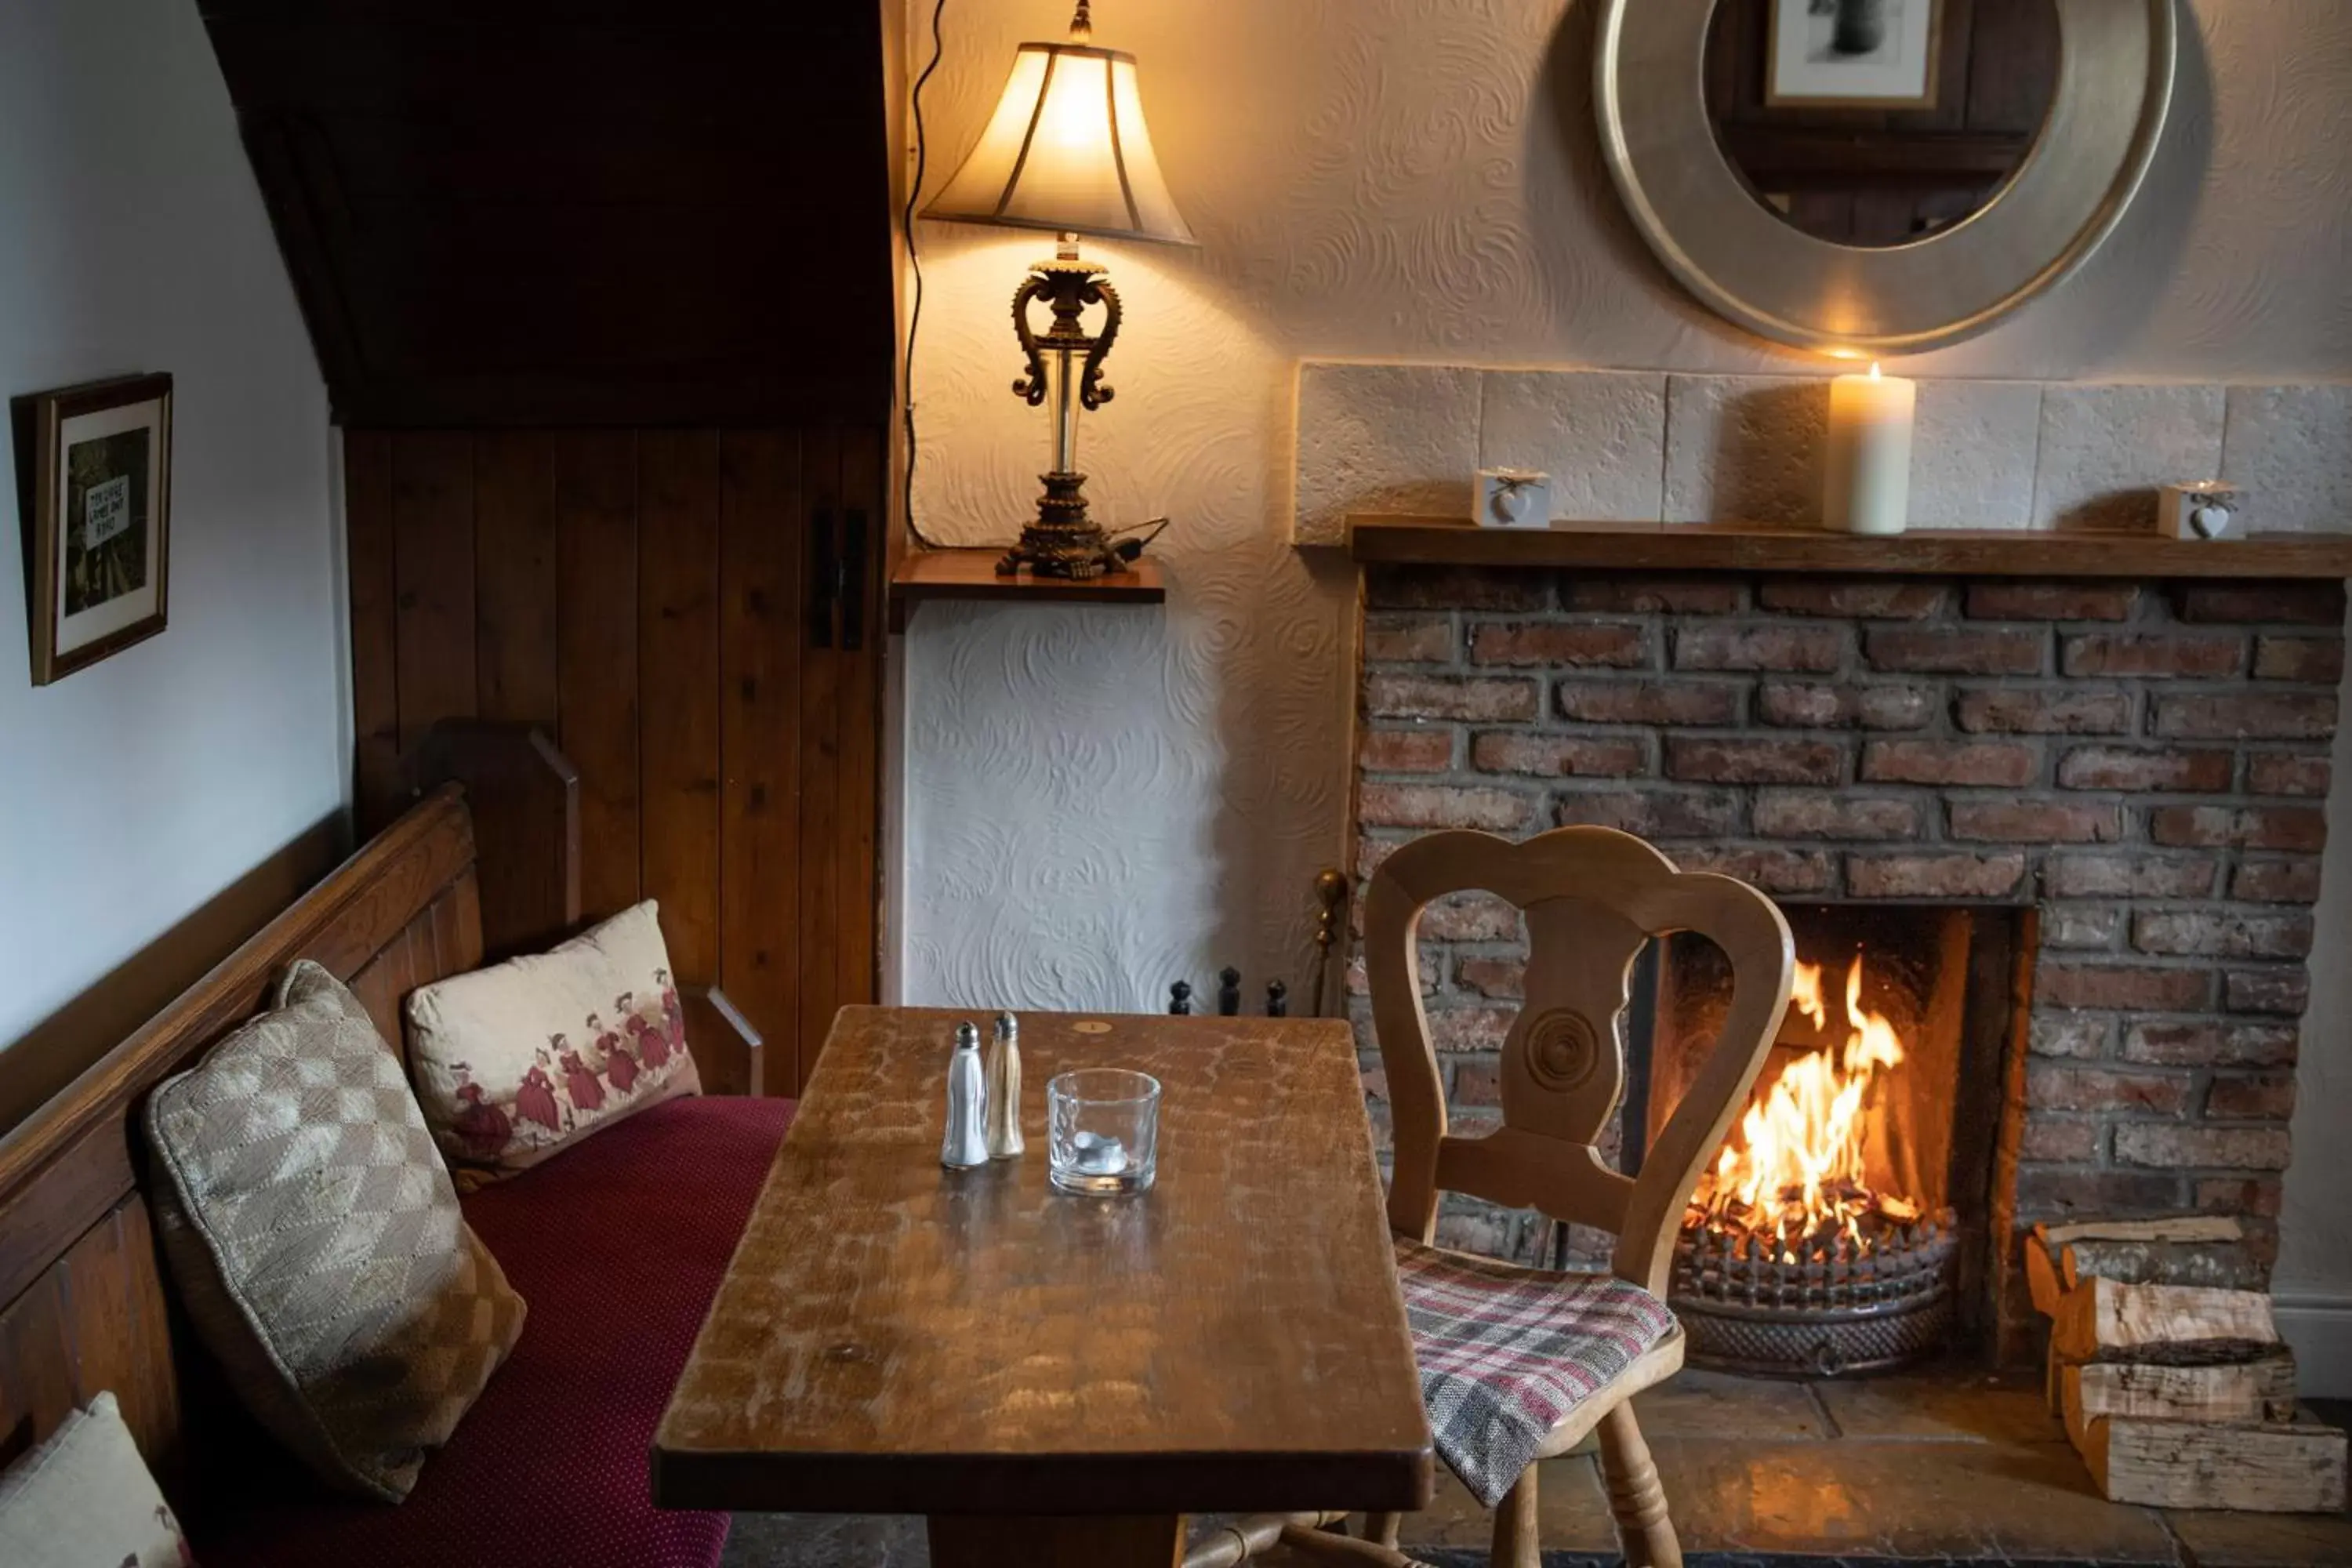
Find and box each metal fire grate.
[1668,1208,1959,1377]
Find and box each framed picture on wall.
[15,374,173,685]
[1769,0,1942,109]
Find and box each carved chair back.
[1363,826,1794,1295]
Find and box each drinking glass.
[1047,1068,1161,1196]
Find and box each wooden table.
[654,1006,1432,1566]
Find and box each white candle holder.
[1476,469,1552,530]
[2159,482,2245,541]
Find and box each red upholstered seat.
[191,1094,794,1568]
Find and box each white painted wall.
[0,0,341,1049]
[900,0,2352,1380]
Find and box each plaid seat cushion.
[1394,1236,1675,1507]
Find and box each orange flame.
[1694,954,1909,1261]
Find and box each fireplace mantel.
[1347,517,2352,579]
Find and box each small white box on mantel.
[1475,468,1552,529]
[2159,481,2247,540]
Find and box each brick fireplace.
[1348,561,2343,1350]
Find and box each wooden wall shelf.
[890,548,1166,630]
[1346,517,2352,580]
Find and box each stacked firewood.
[2027,1216,2347,1512]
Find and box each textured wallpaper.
[898,0,2352,1290]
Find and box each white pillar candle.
[1824,363,1915,535]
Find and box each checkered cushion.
[1394,1236,1674,1507]
[146,960,526,1502]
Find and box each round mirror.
[1595,0,2176,354]
[1704,0,2060,249]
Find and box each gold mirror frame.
[1595,0,2178,355]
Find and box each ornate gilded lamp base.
[997,471,1123,580]
[994,240,1129,581]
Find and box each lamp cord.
[900,0,952,553]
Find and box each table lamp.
[922,0,1195,579]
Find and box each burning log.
[1685,953,1933,1266]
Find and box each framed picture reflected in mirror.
[15,373,173,685]
[1769,0,1942,108]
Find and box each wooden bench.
[0,735,786,1566]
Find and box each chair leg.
[1596,1403,1682,1568]
[1363,1512,1403,1549]
[1273,1524,1431,1567]
[1490,1466,1541,1568]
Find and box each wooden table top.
[652,1006,1432,1517]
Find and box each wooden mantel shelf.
[1346,517,2352,579]
[889,547,1165,630]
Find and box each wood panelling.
[837,429,884,1045]
[403,721,582,963]
[795,427,846,1087]
[0,1200,181,1483]
[720,430,803,1094]
[347,428,880,1094]
[554,432,642,921]
[195,2,893,427]
[471,432,560,724]
[390,434,477,750]
[202,0,898,1079]
[638,430,726,1054]
[345,430,401,815]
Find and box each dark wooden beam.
[1345,518,2352,580]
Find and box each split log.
[2060,1352,2299,1445]
[2025,1217,2249,1319]
[2040,1215,2243,1250]
[2061,1239,2266,1294]
[2050,1277,2278,1367]
[2025,1231,2066,1319]
[2076,1414,2347,1512]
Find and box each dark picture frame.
[15,373,174,685]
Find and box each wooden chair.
[1350,826,1795,1568]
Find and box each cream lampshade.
[924,39,1193,245]
[921,2,1193,580]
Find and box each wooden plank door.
[343,426,883,1095]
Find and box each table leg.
[927,1513,1185,1567]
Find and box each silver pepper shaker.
[985,1011,1024,1160]
[940,1022,990,1170]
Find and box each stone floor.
[717,1376,2352,1566]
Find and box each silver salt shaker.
[985,1011,1024,1160]
[940,1022,991,1169]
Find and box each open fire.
[1686,955,1924,1264]
[1669,949,1961,1377]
